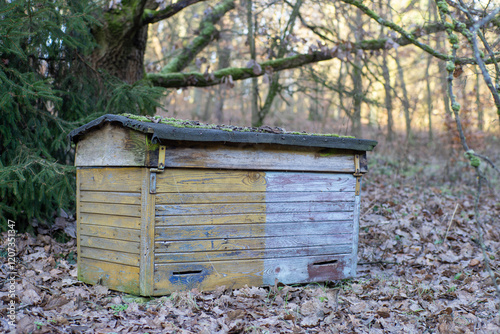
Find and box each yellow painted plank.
[80,235,140,254]
[155,221,352,241]
[79,213,140,229]
[155,244,353,263]
[154,260,264,293]
[154,234,352,253]
[156,203,266,216]
[155,169,267,193]
[80,191,141,205]
[80,202,141,217]
[79,258,140,295]
[80,224,141,241]
[155,213,266,226]
[80,246,140,267]
[79,167,142,192]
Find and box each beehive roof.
[69,114,377,151]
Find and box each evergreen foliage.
[0,0,165,232]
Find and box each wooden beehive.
[69,114,377,296]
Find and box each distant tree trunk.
[425,54,433,141]
[381,50,393,141]
[351,57,363,138]
[214,45,231,123]
[476,69,483,130]
[202,90,213,121]
[394,50,412,142]
[247,0,260,126]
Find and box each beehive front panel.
[153,169,357,294]
[77,167,143,295]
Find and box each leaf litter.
[1,151,499,333]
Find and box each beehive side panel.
[75,124,147,167]
[263,172,356,284]
[162,144,357,172]
[140,169,156,296]
[76,169,82,283]
[79,258,140,295]
[77,167,143,294]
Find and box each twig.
[443,203,459,242]
[358,261,399,265]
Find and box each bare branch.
[142,0,208,25]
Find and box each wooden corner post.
[351,154,363,278]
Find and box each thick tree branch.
[160,0,235,74]
[149,52,334,88]
[142,0,207,25]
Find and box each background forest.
[0,0,499,231]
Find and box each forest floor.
[1,132,499,334]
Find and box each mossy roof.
[69,114,378,151]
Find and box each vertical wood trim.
[76,168,82,280]
[351,180,361,278]
[140,169,156,296]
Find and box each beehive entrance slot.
[172,270,203,276]
[313,260,338,266]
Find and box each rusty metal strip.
[353,154,362,196]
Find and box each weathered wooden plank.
[266,172,356,192]
[80,247,140,267]
[140,168,156,296]
[155,191,355,205]
[80,235,140,254]
[155,234,353,253]
[80,224,141,241]
[155,244,353,263]
[156,201,354,216]
[79,167,143,192]
[80,191,141,205]
[79,213,140,229]
[79,258,140,295]
[75,123,147,167]
[155,169,267,193]
[153,254,352,294]
[161,144,358,173]
[155,221,352,241]
[155,211,353,226]
[80,202,141,217]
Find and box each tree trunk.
[381,50,393,141]
[394,50,412,142]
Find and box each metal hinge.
[150,145,166,194]
[353,154,362,196]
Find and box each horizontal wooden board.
[79,213,141,230]
[155,244,353,263]
[78,167,143,192]
[80,202,141,217]
[80,224,141,241]
[80,247,140,267]
[156,169,267,193]
[79,258,140,295]
[155,221,353,241]
[155,211,353,226]
[155,191,355,205]
[156,201,354,216]
[155,234,353,253]
[153,254,352,294]
[75,123,147,167]
[80,191,141,205]
[161,144,358,173]
[266,172,356,192]
[80,235,140,254]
